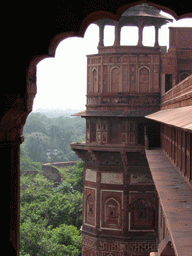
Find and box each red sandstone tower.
[71,4,172,256]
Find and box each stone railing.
[161,75,192,109]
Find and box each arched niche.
[110,66,120,93]
[138,66,150,93]
[86,194,95,224]
[92,68,98,93]
[130,197,154,230]
[104,197,120,228]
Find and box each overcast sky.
[34,11,192,112]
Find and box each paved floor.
[146,149,192,256]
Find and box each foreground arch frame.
[3,1,192,255]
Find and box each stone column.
[98,22,104,47]
[113,21,120,46]
[154,25,160,47]
[1,80,36,256]
[1,135,24,256]
[137,20,144,46]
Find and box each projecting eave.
[145,105,192,132]
[72,109,156,117]
[71,110,86,117]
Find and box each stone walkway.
[146,149,192,256]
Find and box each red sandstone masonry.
[161,75,192,109]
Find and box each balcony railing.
[161,75,192,109]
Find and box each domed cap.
[95,4,172,27]
[120,4,172,26]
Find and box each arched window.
[139,66,150,92]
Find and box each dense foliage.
[21,112,85,167]
[20,162,83,256]
[20,111,85,255]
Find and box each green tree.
[25,132,50,163]
[20,221,82,256]
[20,158,84,255]
[70,161,84,193]
[51,224,82,255]
[20,220,48,256]
[23,112,86,162]
[38,191,82,229]
[23,113,48,135]
[20,145,42,171]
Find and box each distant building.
[71,4,192,256]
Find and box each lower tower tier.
[71,143,159,256]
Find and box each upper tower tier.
[95,3,172,50]
[82,4,172,114]
[73,4,173,117]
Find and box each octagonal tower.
[71,4,172,256]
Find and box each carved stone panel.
[101,190,123,230]
[98,238,157,256]
[82,234,97,256]
[84,187,96,226]
[129,193,155,231]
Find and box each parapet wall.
[21,162,77,182]
[161,75,192,109]
[42,161,77,184]
[51,161,77,168]
[20,170,39,176]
